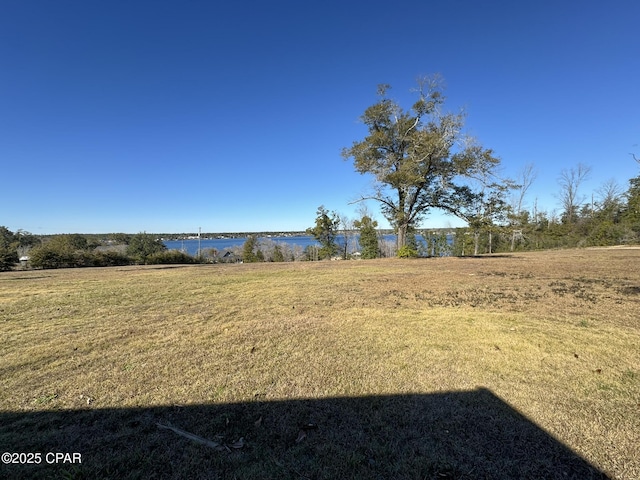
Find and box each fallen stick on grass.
[157,422,228,451]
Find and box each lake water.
[164,234,450,256]
[163,236,321,255]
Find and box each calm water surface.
[163,234,448,256]
[163,236,321,256]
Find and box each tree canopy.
[342,77,504,249]
[0,227,19,271]
[306,206,340,260]
[354,215,379,259]
[126,232,167,264]
[242,235,261,263]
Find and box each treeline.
[453,162,640,255]
[2,161,639,270]
[0,225,451,270]
[302,160,640,259]
[0,231,197,271]
[0,230,322,271]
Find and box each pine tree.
[354,215,379,259]
[242,235,260,263]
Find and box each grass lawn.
[1,248,638,479]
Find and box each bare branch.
[511,163,538,216]
[403,116,420,138]
[596,178,622,207]
[557,163,591,224]
[348,195,396,212]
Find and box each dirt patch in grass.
[1,248,638,478]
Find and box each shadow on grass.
[0,388,609,479]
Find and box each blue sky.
[1,0,639,234]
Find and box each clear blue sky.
[1,0,638,234]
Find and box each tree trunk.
[396,189,407,251]
[397,223,408,251]
[473,232,479,256]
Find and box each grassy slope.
[0,248,638,479]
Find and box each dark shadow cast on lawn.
[0,388,609,479]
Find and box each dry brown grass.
[1,248,638,479]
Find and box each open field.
[1,248,639,479]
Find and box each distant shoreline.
[35,228,458,240]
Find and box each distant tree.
[29,246,65,269]
[30,240,72,269]
[0,226,18,271]
[110,233,133,245]
[596,179,623,214]
[92,250,131,267]
[342,76,504,250]
[145,250,195,265]
[257,239,293,262]
[422,230,435,257]
[0,227,15,246]
[11,230,39,249]
[337,214,355,260]
[436,231,453,256]
[510,163,538,219]
[126,232,167,264]
[67,234,90,250]
[455,182,511,255]
[354,215,379,259]
[378,238,397,258]
[452,228,474,256]
[558,163,591,225]
[582,179,624,247]
[304,244,320,261]
[28,234,95,269]
[38,234,90,253]
[508,163,537,251]
[622,154,640,236]
[272,244,285,262]
[423,230,452,257]
[404,227,420,256]
[624,175,640,237]
[199,248,219,263]
[290,244,304,262]
[306,206,340,260]
[14,231,39,265]
[242,235,261,263]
